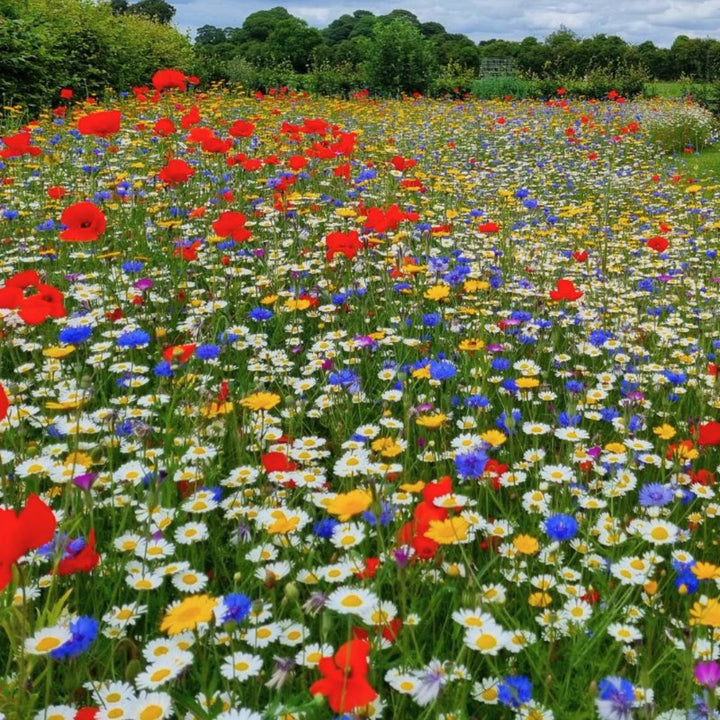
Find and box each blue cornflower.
[248,307,273,321]
[544,513,579,541]
[117,329,150,348]
[51,616,99,659]
[221,593,252,624]
[429,360,456,381]
[121,260,143,273]
[675,570,699,595]
[58,326,92,345]
[454,449,488,479]
[422,312,441,327]
[638,483,674,507]
[153,360,174,377]
[329,369,359,389]
[491,357,511,371]
[498,675,533,708]
[596,676,635,720]
[313,518,339,539]
[195,344,220,360]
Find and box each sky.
[170,0,720,47]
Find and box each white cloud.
[171,0,720,47]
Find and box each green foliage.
[306,60,364,97]
[470,75,539,100]
[365,18,435,96]
[0,0,191,115]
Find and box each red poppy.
[698,421,720,447]
[153,118,176,137]
[325,230,363,261]
[310,639,377,713]
[391,155,417,172]
[47,186,67,199]
[0,383,8,422]
[0,494,57,590]
[152,69,187,92]
[77,110,122,138]
[477,221,500,233]
[228,120,256,138]
[571,250,588,262]
[212,211,251,242]
[261,452,298,473]
[288,154,307,171]
[363,204,418,234]
[18,284,66,325]
[162,343,197,363]
[74,708,99,720]
[60,88,73,100]
[647,236,669,253]
[158,158,195,185]
[180,105,201,129]
[56,529,99,576]
[0,131,42,159]
[549,278,583,301]
[60,201,106,241]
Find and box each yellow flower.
[653,424,676,440]
[200,401,234,418]
[692,562,720,581]
[528,592,552,608]
[424,284,450,301]
[399,480,425,493]
[325,490,373,521]
[239,392,281,412]
[160,594,217,635]
[64,452,93,468]
[285,298,311,311]
[481,429,507,447]
[513,534,540,555]
[412,365,431,379]
[43,346,75,358]
[424,516,470,544]
[370,437,403,458]
[416,413,447,429]
[261,294,278,305]
[604,442,626,454]
[515,377,539,389]
[458,338,485,352]
[267,510,302,534]
[463,279,489,293]
[690,597,720,627]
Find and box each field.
[2,80,720,720]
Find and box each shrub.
[470,75,539,100]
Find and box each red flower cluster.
[0,494,56,590]
[152,68,187,92]
[325,230,363,261]
[397,475,455,560]
[213,211,252,242]
[0,270,66,325]
[78,110,122,138]
[56,529,100,576]
[310,639,377,713]
[0,131,42,159]
[363,204,419,234]
[549,278,583,301]
[158,158,195,185]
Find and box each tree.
[195,24,227,46]
[127,0,175,24]
[265,17,324,72]
[109,0,128,15]
[366,18,436,95]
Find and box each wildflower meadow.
[3,73,720,720]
